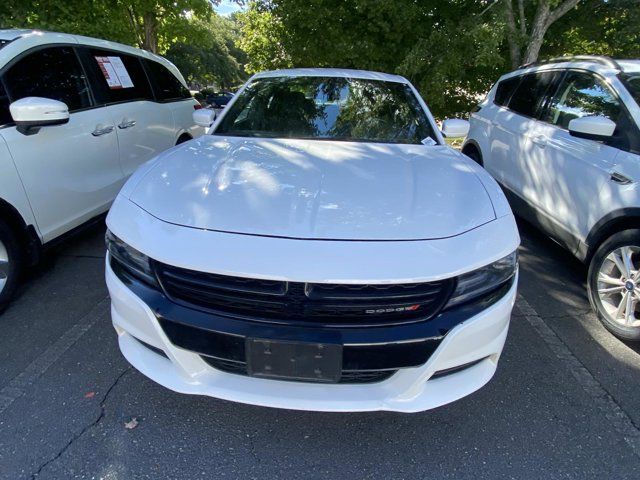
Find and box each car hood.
[128,136,496,240]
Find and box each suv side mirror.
[193,108,216,128]
[568,116,616,141]
[10,97,70,136]
[441,119,470,138]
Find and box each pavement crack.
[30,367,131,479]
[245,430,262,466]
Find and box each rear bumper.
[107,257,517,413]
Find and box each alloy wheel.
[0,238,8,295]
[596,245,640,328]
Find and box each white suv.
[464,56,640,340]
[106,68,520,412]
[0,30,203,311]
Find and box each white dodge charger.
[105,68,520,412]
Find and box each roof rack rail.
[518,55,622,71]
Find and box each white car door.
[595,116,640,228]
[487,71,560,192]
[0,46,123,242]
[521,70,624,246]
[79,49,175,177]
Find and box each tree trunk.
[125,6,144,49]
[517,0,527,36]
[504,0,521,69]
[522,0,582,65]
[142,12,158,54]
[522,1,550,65]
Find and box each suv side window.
[544,71,619,128]
[0,81,10,126]
[544,71,639,153]
[81,48,153,105]
[143,60,190,101]
[3,46,92,112]
[507,71,560,118]
[494,76,520,107]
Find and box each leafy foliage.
[236,3,292,73]
[543,0,640,58]
[0,0,247,89]
[165,15,244,89]
[0,0,137,44]
[235,0,640,118]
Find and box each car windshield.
[213,76,436,144]
[622,73,640,106]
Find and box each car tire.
[587,229,640,341]
[0,219,22,314]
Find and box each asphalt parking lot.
[1,219,639,480]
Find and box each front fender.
[0,132,39,238]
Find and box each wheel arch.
[584,208,640,263]
[0,198,41,265]
[175,131,193,145]
[461,140,483,165]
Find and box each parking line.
[0,296,109,415]
[517,294,640,458]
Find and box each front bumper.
[106,257,517,413]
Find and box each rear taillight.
[193,104,203,110]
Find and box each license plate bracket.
[246,338,342,383]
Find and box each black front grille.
[200,355,397,384]
[155,263,454,326]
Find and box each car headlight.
[447,251,517,308]
[106,229,157,286]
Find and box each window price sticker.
[95,56,134,89]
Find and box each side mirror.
[569,116,616,141]
[441,119,470,138]
[193,108,216,128]
[10,97,69,135]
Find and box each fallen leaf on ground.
[124,417,139,430]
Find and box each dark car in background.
[206,91,233,109]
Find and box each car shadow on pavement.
[515,217,640,356]
[3,220,108,317]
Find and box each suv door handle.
[92,125,115,136]
[610,171,633,185]
[118,119,136,129]
[531,135,547,147]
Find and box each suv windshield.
[213,76,435,144]
[622,73,640,106]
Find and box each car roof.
[252,68,409,84]
[618,60,640,73]
[0,29,33,41]
[501,57,640,81]
[0,29,187,86]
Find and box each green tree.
[501,0,582,68]
[120,0,213,54]
[0,0,136,45]
[236,2,291,73]
[542,0,640,59]
[0,0,215,54]
[237,0,507,117]
[0,0,247,88]
[165,14,245,89]
[236,0,640,118]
